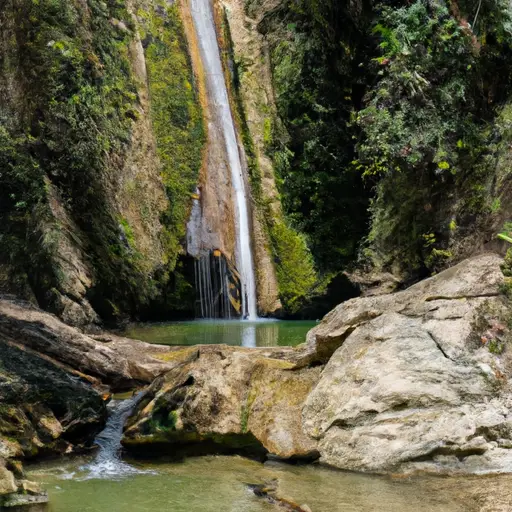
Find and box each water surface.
[124,320,315,348]
[28,455,494,512]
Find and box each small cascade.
[80,393,152,480]
[189,0,258,320]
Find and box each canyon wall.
[0,0,296,325]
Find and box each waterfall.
[80,393,153,479]
[190,0,258,320]
[194,253,233,319]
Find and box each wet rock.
[0,458,47,509]
[248,480,313,511]
[122,345,320,460]
[1,491,49,509]
[0,340,107,459]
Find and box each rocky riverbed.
[2,252,512,509]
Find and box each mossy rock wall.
[0,0,204,325]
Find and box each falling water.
[80,393,153,480]
[190,0,258,320]
[194,254,233,319]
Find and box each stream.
[28,450,503,512]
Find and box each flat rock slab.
[0,297,175,390]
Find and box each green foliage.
[0,0,156,316]
[140,3,205,270]
[499,224,512,277]
[356,2,484,178]
[222,8,320,314]
[265,0,370,274]
[0,0,204,320]
[498,224,512,300]
[269,221,323,314]
[356,0,512,274]
[488,338,506,355]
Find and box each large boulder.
[0,340,107,460]
[0,297,175,390]
[303,252,512,473]
[303,252,505,364]
[122,345,320,460]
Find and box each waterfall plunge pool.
[123,319,316,348]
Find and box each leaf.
[498,233,512,244]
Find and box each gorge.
[3,0,512,510]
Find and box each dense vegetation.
[260,0,512,283]
[223,11,321,314]
[3,0,512,323]
[0,0,142,316]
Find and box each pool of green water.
[27,455,493,512]
[124,320,316,348]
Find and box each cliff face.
[0,0,298,324]
[0,0,204,325]
[220,0,321,316]
[233,0,512,294]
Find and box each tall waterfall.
[190,0,258,320]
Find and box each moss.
[269,222,325,314]
[499,278,512,300]
[0,0,205,322]
[139,3,205,272]
[488,339,506,355]
[0,0,159,319]
[240,405,250,434]
[154,347,198,363]
[221,8,321,315]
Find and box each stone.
[19,480,43,495]
[0,462,17,496]
[122,252,512,475]
[123,345,320,460]
[0,297,176,390]
[302,252,512,474]
[2,492,49,508]
[0,340,106,458]
[303,252,505,363]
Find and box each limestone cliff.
[219,0,321,316]
[0,0,205,326]
[0,0,297,324]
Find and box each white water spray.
[79,394,154,480]
[190,0,258,320]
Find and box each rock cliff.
[0,0,291,326]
